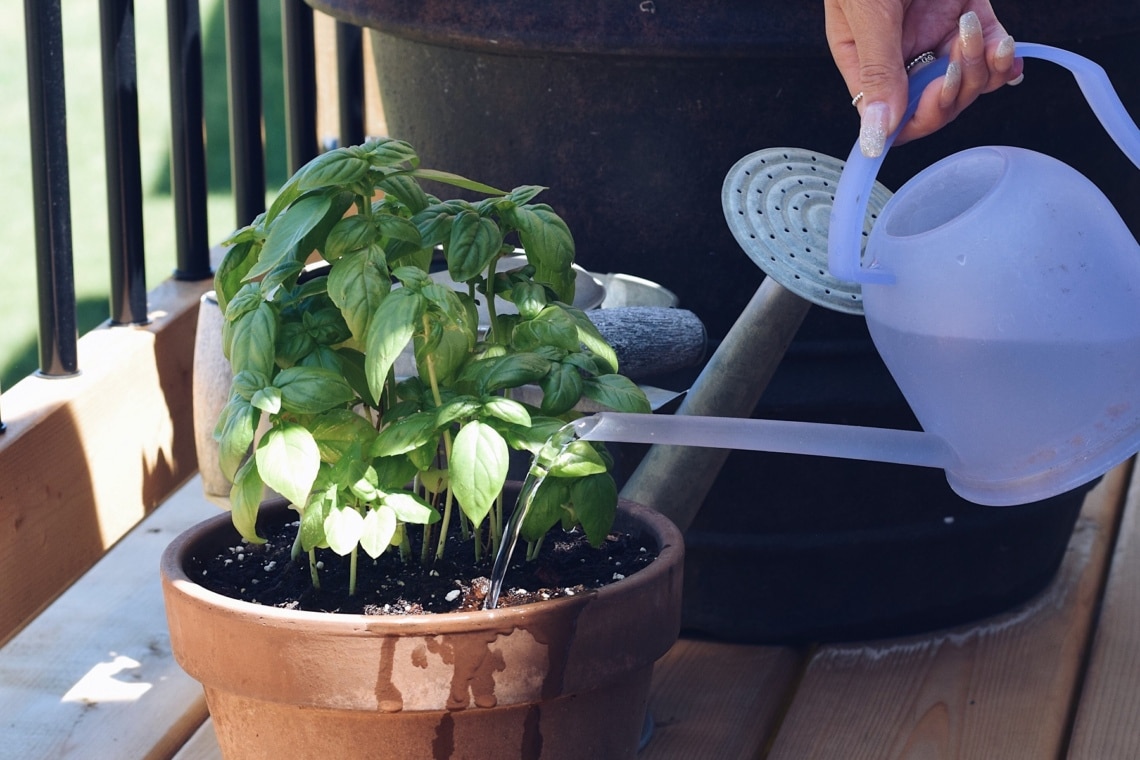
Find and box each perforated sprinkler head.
[722,147,892,315]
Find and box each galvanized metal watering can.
[578,44,1140,507]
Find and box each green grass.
[0,0,289,390]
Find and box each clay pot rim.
[161,497,682,635]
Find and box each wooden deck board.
[1068,462,1140,759]
[765,465,1129,760]
[641,639,803,760]
[0,479,218,759]
[172,720,222,760]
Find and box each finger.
[832,0,908,157]
[989,34,1025,91]
[895,76,956,144]
[956,11,989,101]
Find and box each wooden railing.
[0,0,371,645]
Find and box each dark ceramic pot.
[306,0,1137,642]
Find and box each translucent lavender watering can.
[577,44,1140,507]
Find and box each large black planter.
[307,0,1138,642]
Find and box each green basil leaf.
[324,215,378,261]
[519,477,570,544]
[563,305,620,374]
[411,168,506,196]
[297,149,371,192]
[496,416,568,455]
[364,288,424,401]
[447,211,502,283]
[223,281,264,322]
[412,204,456,250]
[229,301,277,376]
[231,370,272,402]
[481,353,552,394]
[376,172,430,214]
[506,205,575,301]
[373,455,419,490]
[250,386,282,414]
[546,439,607,478]
[364,138,419,169]
[570,473,617,547]
[214,239,260,313]
[582,374,652,413]
[380,492,440,525]
[327,245,391,342]
[274,366,356,415]
[376,213,423,245]
[506,185,546,206]
[215,397,260,481]
[510,280,547,320]
[513,305,580,353]
[391,265,431,290]
[416,325,471,385]
[360,506,397,559]
[449,420,508,529]
[255,422,321,506]
[297,345,343,373]
[275,320,316,366]
[246,193,333,283]
[309,408,377,463]
[300,489,333,551]
[480,396,532,427]
[230,457,266,544]
[434,396,482,428]
[323,504,364,556]
[370,410,440,457]
[539,362,584,416]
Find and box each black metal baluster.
[24,0,78,377]
[167,0,212,280]
[282,0,318,175]
[100,0,149,324]
[225,0,265,227]
[335,21,364,147]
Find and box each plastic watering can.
[577,43,1140,507]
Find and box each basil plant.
[212,138,650,593]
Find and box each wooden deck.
[2,461,1137,759]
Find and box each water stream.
[483,422,582,610]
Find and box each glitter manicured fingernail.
[1008,73,1025,86]
[996,35,1015,64]
[941,61,962,105]
[959,12,982,57]
[859,102,890,158]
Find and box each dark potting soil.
[191,517,657,615]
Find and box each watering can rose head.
[211,137,651,594]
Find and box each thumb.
[844,6,908,157]
[856,56,909,158]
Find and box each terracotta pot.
[161,499,683,759]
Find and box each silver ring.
[850,51,937,108]
[906,51,937,73]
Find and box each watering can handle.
[829,42,1140,285]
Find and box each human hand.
[824,0,1025,156]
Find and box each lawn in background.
[0,0,288,390]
